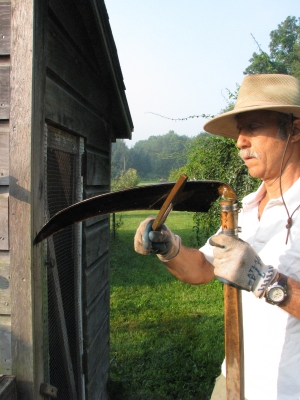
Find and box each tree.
[170,135,260,245]
[292,42,300,78]
[244,16,300,78]
[129,148,152,179]
[111,139,131,179]
[122,131,190,180]
[111,168,140,191]
[270,16,300,71]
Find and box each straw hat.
[203,74,300,140]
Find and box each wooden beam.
[10,0,47,398]
[0,2,10,55]
[32,0,48,394]
[0,187,8,250]
[0,375,17,399]
[0,315,12,374]
[0,66,10,119]
[0,251,10,314]
[10,0,35,395]
[0,122,9,185]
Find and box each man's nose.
[236,132,251,149]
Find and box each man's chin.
[247,168,262,179]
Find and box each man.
[134,74,300,400]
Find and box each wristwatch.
[264,273,288,305]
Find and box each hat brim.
[203,105,300,140]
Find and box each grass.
[109,211,224,400]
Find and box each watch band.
[264,273,288,305]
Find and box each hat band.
[235,100,297,110]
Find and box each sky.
[104,1,299,147]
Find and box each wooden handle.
[220,200,244,400]
[224,285,244,399]
[151,174,188,231]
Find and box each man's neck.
[264,164,300,199]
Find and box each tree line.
[111,131,200,181]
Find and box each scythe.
[34,178,243,399]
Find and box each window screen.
[44,125,84,400]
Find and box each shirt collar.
[242,177,300,211]
[242,182,265,209]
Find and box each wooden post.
[220,200,244,400]
[10,0,47,398]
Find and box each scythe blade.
[34,179,235,244]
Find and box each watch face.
[268,287,285,303]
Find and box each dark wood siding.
[1,0,132,397]
[44,1,130,398]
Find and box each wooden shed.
[0,0,133,399]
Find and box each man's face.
[236,110,289,181]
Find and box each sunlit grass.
[109,211,224,399]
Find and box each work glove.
[134,216,181,262]
[209,234,276,298]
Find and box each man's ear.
[291,118,300,143]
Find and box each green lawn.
[109,211,224,400]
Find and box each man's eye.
[237,123,262,133]
[247,124,261,131]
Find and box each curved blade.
[34,180,236,244]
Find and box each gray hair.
[277,112,296,139]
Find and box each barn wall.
[45,0,131,398]
[1,0,132,398]
[0,0,11,376]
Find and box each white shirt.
[201,178,300,400]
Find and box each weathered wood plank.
[47,18,109,114]
[0,2,10,55]
[86,147,110,186]
[0,376,17,400]
[83,314,109,381]
[0,250,10,314]
[49,0,97,69]
[0,186,8,250]
[85,345,109,400]
[83,253,109,307]
[31,0,48,396]
[45,77,110,151]
[0,315,12,374]
[83,285,109,345]
[0,122,9,184]
[0,66,10,119]
[83,220,110,267]
[78,0,133,141]
[9,0,36,399]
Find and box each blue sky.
[105,1,299,146]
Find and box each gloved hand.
[209,234,276,297]
[134,216,181,262]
